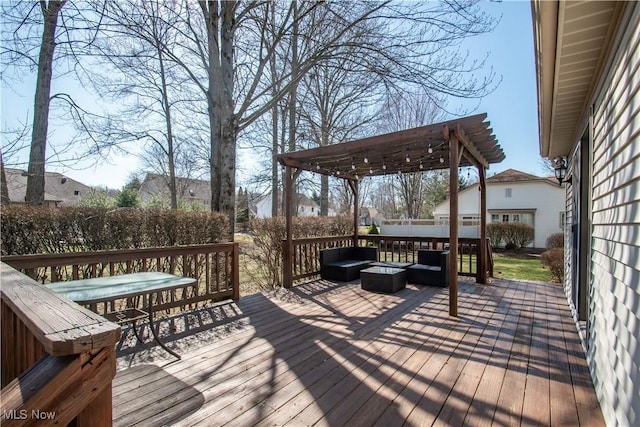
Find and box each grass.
[493,255,551,282]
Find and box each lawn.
[493,255,551,282]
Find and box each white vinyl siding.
[586,6,640,426]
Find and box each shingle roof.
[4,168,93,205]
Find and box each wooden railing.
[1,243,240,318]
[286,235,491,283]
[1,262,120,426]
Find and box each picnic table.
[47,272,197,359]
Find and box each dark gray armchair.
[406,250,450,287]
[320,246,378,282]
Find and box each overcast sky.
[1,0,545,190]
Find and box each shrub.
[115,188,140,207]
[367,223,379,234]
[245,216,352,290]
[546,233,564,249]
[487,222,534,251]
[487,223,504,249]
[503,223,534,252]
[541,247,564,283]
[0,206,229,255]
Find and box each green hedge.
[1,206,229,255]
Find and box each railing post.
[232,242,240,300]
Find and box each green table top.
[46,272,196,304]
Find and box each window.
[505,188,512,198]
[73,190,80,196]
[502,214,509,222]
[491,214,499,222]
[513,214,520,222]
[559,212,565,229]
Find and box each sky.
[1,0,545,190]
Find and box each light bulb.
[364,157,369,164]
[440,157,444,163]
[406,154,410,163]
[428,144,433,154]
[419,160,424,170]
[351,162,356,170]
[382,163,387,170]
[369,167,373,174]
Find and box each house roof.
[486,168,557,185]
[139,173,211,201]
[532,1,629,157]
[277,113,504,179]
[4,168,93,205]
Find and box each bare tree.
[84,0,197,209]
[2,1,66,204]
[1,1,110,204]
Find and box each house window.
[491,214,499,222]
[513,214,520,222]
[502,214,509,222]
[559,212,565,229]
[505,188,512,198]
[74,190,80,196]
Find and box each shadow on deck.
[112,277,604,426]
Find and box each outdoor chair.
[406,249,450,287]
[320,246,378,282]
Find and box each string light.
[419,160,424,170]
[405,153,410,163]
[316,163,320,170]
[351,160,356,170]
[364,156,369,164]
[336,170,341,176]
[428,144,433,154]
[439,156,444,163]
[369,167,373,174]
[382,158,387,170]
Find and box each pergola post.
[479,166,488,284]
[448,130,459,317]
[348,180,359,247]
[283,166,294,288]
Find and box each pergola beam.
[448,129,459,317]
[455,124,490,169]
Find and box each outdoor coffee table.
[47,272,196,359]
[370,261,413,269]
[360,266,407,293]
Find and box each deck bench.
[406,249,450,287]
[320,246,378,282]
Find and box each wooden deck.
[112,277,604,426]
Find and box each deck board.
[112,278,605,427]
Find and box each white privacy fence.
[380,219,481,238]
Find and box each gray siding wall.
[588,5,640,426]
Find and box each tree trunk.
[157,46,178,210]
[219,0,236,236]
[269,3,279,218]
[0,149,10,206]
[25,1,66,205]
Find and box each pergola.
[277,113,505,316]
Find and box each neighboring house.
[532,2,639,426]
[139,173,211,208]
[431,168,565,248]
[3,168,93,207]
[255,192,323,218]
[359,207,384,226]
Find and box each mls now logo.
[2,409,56,420]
